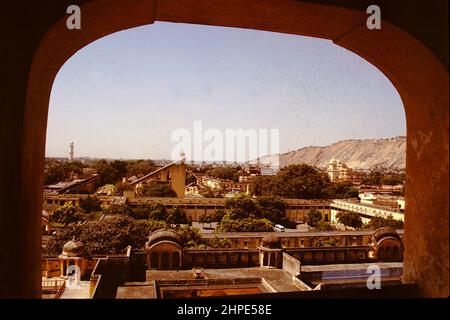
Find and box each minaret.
[69,141,74,162]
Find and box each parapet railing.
[155,277,262,288]
[42,279,66,299]
[89,274,102,298]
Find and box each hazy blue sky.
[47,22,405,160]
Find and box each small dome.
[61,236,85,257]
[372,227,401,242]
[147,229,182,247]
[261,235,282,249]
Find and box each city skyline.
[46,22,405,160]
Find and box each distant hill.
[258,136,406,170]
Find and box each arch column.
[333,21,449,298]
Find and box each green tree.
[307,208,322,228]
[103,203,134,216]
[224,194,260,220]
[314,221,335,231]
[185,173,197,185]
[43,224,82,256]
[126,160,156,176]
[216,214,273,232]
[365,215,404,230]
[95,159,120,185]
[129,205,152,220]
[381,175,403,186]
[148,203,168,221]
[78,215,135,255]
[128,219,167,248]
[64,161,84,176]
[212,209,226,222]
[199,185,222,198]
[252,164,330,199]
[44,217,167,256]
[50,202,84,225]
[167,207,189,226]
[315,238,337,247]
[44,161,66,185]
[178,226,206,248]
[113,181,133,196]
[199,214,213,229]
[205,166,241,182]
[44,160,84,185]
[79,195,102,214]
[137,182,177,197]
[325,181,358,199]
[207,237,234,248]
[256,195,291,226]
[336,211,363,229]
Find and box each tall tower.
[69,141,74,162]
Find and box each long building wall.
[42,195,332,223]
[43,196,403,224]
[202,230,404,250]
[166,246,378,270]
[330,200,404,222]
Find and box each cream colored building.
[327,159,363,184]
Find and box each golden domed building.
[145,229,183,270]
[368,227,403,262]
[258,235,283,268]
[58,237,89,278]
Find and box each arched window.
[172,252,180,269]
[161,251,170,269]
[150,252,159,269]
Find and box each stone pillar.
[157,253,161,270]
[59,261,64,277]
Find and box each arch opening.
[16,0,449,298]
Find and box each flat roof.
[301,262,403,273]
[202,229,404,238]
[146,267,301,293]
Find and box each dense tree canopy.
[44,160,84,185]
[336,211,363,229]
[198,185,223,198]
[216,214,273,232]
[364,215,404,230]
[306,208,322,228]
[205,166,241,182]
[126,160,156,177]
[78,195,102,214]
[362,167,405,186]
[94,159,157,186]
[252,164,330,199]
[251,164,364,200]
[50,202,84,225]
[44,215,166,256]
[324,181,358,199]
[216,194,294,232]
[185,173,197,185]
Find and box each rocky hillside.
[259,136,406,170]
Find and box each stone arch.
[1,0,446,297]
[160,251,170,269]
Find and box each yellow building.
[130,160,186,198]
